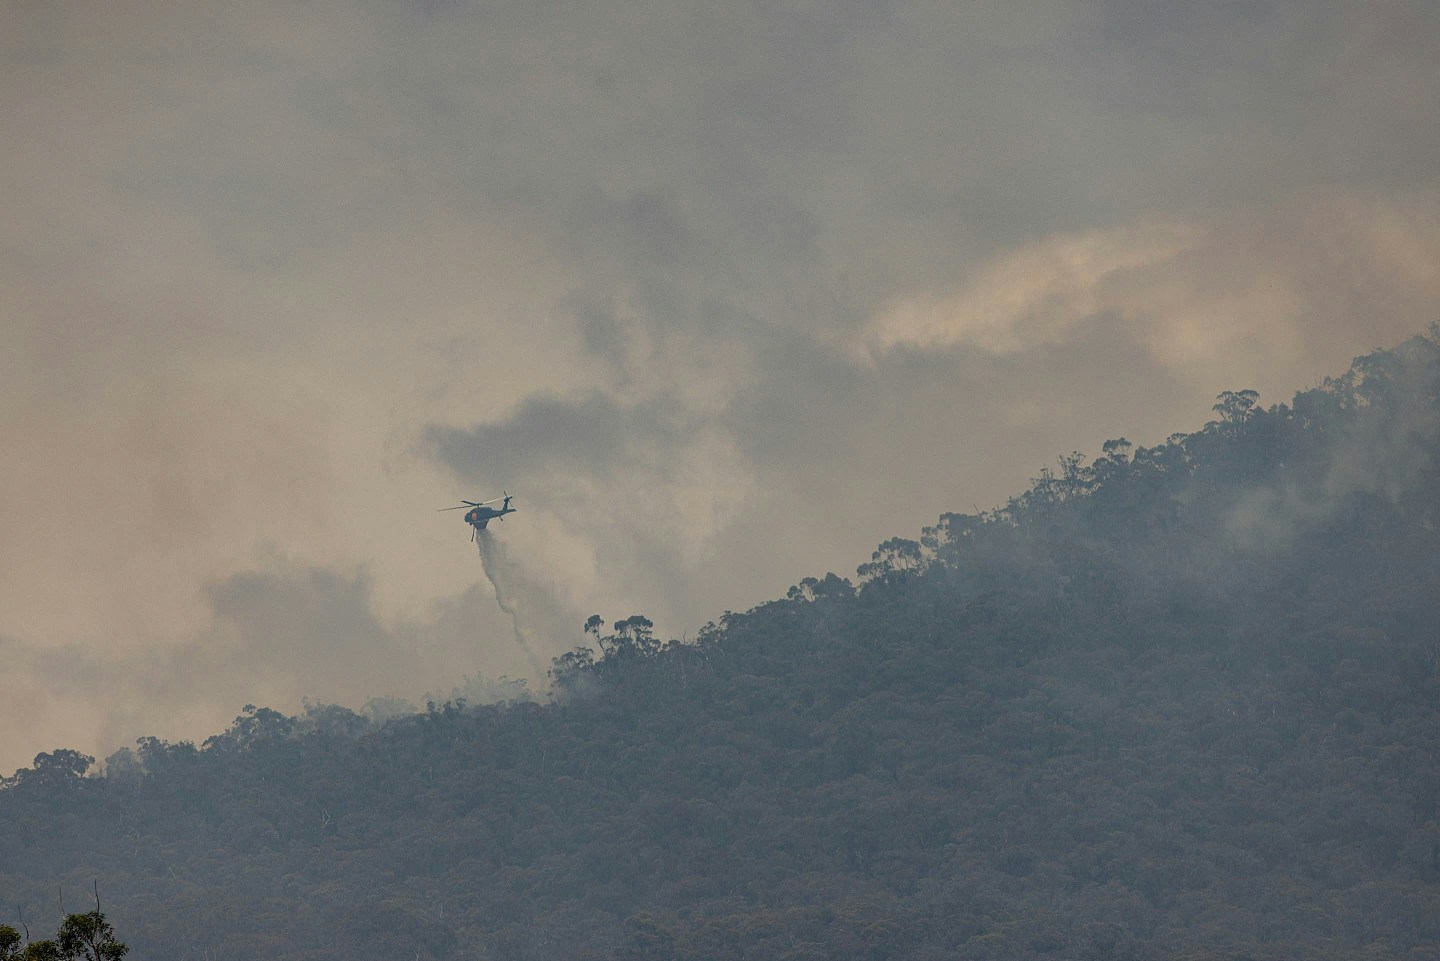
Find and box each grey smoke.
[1225,336,1440,552]
[0,562,535,776]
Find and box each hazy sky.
[3,0,1439,774]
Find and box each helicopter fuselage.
[464,505,515,530]
[441,493,516,538]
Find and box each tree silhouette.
[0,911,126,961]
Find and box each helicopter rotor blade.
[438,505,470,511]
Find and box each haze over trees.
[3,329,1440,960]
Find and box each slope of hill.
[4,328,1440,961]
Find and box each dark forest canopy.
[4,327,1440,960]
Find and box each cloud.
[852,221,1204,358]
[853,190,1440,377]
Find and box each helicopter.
[439,493,517,540]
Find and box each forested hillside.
[4,329,1440,961]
